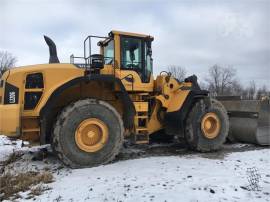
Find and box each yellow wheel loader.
[0,31,268,168]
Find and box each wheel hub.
[201,112,221,139]
[75,118,108,152]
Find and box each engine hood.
[6,63,81,75]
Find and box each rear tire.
[184,98,229,152]
[51,98,124,168]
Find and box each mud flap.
[217,97,270,146]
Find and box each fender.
[164,75,209,136]
[164,90,209,136]
[40,74,135,144]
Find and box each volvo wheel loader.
[0,31,268,168]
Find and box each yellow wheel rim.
[75,118,108,152]
[201,112,221,139]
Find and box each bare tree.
[246,80,256,100]
[256,85,269,100]
[0,51,17,76]
[167,65,187,81]
[230,80,243,96]
[205,65,268,99]
[199,81,208,91]
[206,65,236,96]
[241,88,249,99]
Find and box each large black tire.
[184,98,229,152]
[52,98,124,168]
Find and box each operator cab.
[101,31,154,83]
[70,31,154,85]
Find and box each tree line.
[168,65,269,100]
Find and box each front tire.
[184,98,229,152]
[52,98,124,168]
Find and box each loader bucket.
[217,96,270,145]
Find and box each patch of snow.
[0,136,269,202]
[0,136,22,160]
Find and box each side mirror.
[91,54,104,69]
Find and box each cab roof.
[110,30,154,40]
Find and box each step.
[22,128,40,132]
[136,127,148,131]
[134,132,149,144]
[134,102,148,112]
[135,115,148,119]
[135,140,149,144]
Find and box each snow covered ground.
[0,136,269,202]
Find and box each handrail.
[83,35,112,61]
[70,35,115,73]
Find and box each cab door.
[119,36,154,92]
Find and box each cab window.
[121,37,142,70]
[145,42,153,82]
[104,40,114,65]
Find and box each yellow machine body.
[0,30,197,144]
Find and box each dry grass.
[0,171,54,200]
[0,151,23,171]
[26,185,52,199]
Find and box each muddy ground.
[1,138,265,174]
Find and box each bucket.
[217,96,270,145]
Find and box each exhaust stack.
[44,35,60,63]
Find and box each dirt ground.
[117,140,265,162]
[1,138,265,174]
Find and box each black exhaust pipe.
[44,35,60,63]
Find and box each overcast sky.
[1,0,269,87]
